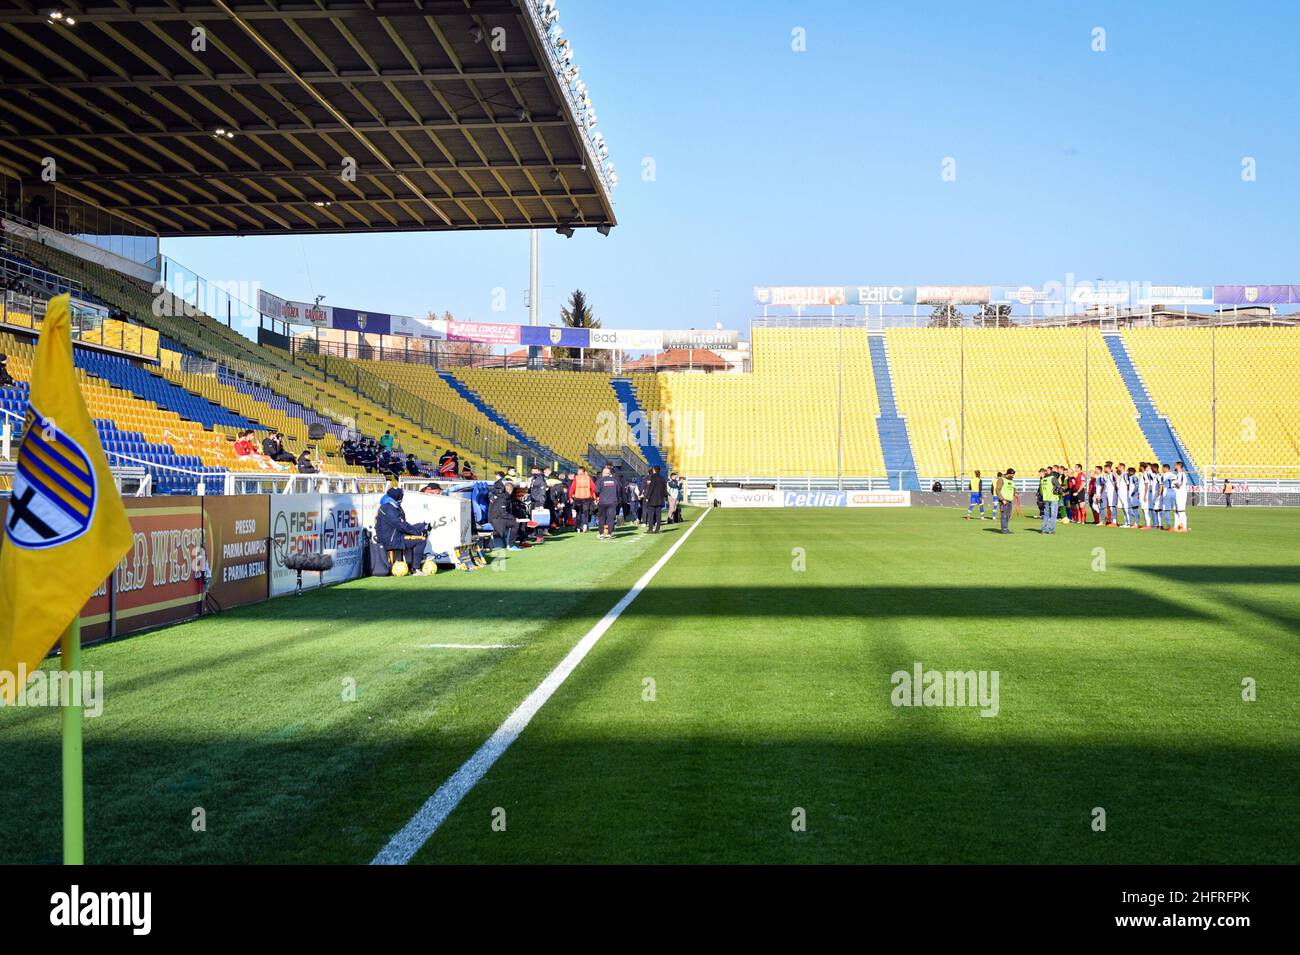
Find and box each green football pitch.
[2,505,1297,864]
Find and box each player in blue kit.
[965,471,988,520]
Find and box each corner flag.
[0,294,132,699]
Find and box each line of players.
[966,461,1192,532]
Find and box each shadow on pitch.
[3,733,1289,865]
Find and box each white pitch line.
[372,508,711,865]
[418,644,523,650]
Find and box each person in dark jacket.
[0,354,13,388]
[488,480,519,550]
[438,449,459,477]
[595,466,621,540]
[511,485,539,545]
[642,466,668,533]
[374,488,430,569]
[296,448,318,474]
[262,432,295,463]
[622,476,642,524]
[529,467,548,508]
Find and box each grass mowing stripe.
[370,508,712,865]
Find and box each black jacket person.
[375,488,429,561]
[595,468,621,538]
[643,466,668,533]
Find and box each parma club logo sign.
[5,407,98,550]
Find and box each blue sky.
[165,0,1300,335]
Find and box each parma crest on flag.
[0,294,133,702]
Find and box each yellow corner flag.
[0,294,132,702]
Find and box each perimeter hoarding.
[448,320,521,345]
[114,497,205,633]
[270,494,324,596]
[845,490,912,507]
[1136,285,1213,306]
[202,495,270,610]
[320,493,366,585]
[916,285,991,306]
[1212,285,1294,305]
[709,488,912,508]
[332,307,391,335]
[710,487,783,508]
[390,315,447,339]
[663,329,739,350]
[519,325,591,348]
[399,494,472,562]
[281,300,332,327]
[590,328,663,351]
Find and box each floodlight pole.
[835,306,843,490]
[528,229,540,368]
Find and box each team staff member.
[375,487,431,571]
[595,466,621,540]
[488,479,520,550]
[643,465,668,533]
[569,468,596,532]
[998,468,1017,534]
[1039,467,1060,535]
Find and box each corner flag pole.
[61,617,85,865]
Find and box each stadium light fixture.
[516,107,530,122]
[597,224,611,237]
[213,127,235,139]
[556,222,575,239]
[549,168,562,182]
[469,25,484,43]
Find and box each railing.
[294,349,523,467]
[1,252,86,299]
[290,334,618,373]
[587,443,647,477]
[751,308,1300,330]
[1,290,161,360]
[222,471,391,496]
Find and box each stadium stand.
[319,356,514,470]
[8,228,1300,488]
[640,327,887,478]
[449,367,643,471]
[1103,333,1198,480]
[0,328,230,493]
[1125,327,1300,481]
[12,236,476,472]
[866,336,921,490]
[889,327,1153,480]
[611,377,665,470]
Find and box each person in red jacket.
[569,468,596,533]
